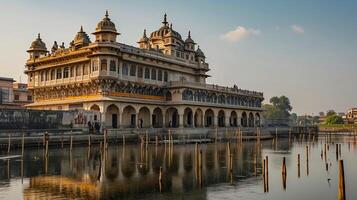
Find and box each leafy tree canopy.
[326,110,336,117]
[325,114,343,125]
[264,96,292,120]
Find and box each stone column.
[179,113,184,128]
[225,112,230,127]
[136,111,140,128]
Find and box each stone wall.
[0,109,98,130]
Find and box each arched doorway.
[248,112,254,127]
[241,112,247,127]
[194,108,203,127]
[122,106,136,128]
[204,109,214,127]
[218,110,225,127]
[90,104,100,122]
[138,107,150,128]
[152,107,163,128]
[255,113,261,127]
[165,107,179,128]
[183,107,193,127]
[106,104,119,128]
[230,111,238,127]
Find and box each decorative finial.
[105,10,109,18]
[162,13,168,26]
[188,30,191,38]
[80,26,83,32]
[143,29,147,37]
[170,23,172,29]
[37,33,41,39]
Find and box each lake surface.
[0,134,356,200]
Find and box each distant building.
[344,108,357,124]
[0,77,15,107]
[13,82,33,107]
[0,77,33,108]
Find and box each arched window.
[130,64,136,76]
[110,60,116,71]
[164,71,168,82]
[138,66,143,78]
[122,62,129,75]
[101,59,107,71]
[151,69,156,80]
[145,68,150,79]
[92,60,98,71]
[158,70,163,81]
[182,90,193,101]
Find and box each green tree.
[326,110,336,117]
[325,114,343,125]
[264,96,293,120]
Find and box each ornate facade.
[25,12,264,129]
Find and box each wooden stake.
[70,135,73,152]
[21,134,25,157]
[123,134,125,145]
[282,157,287,190]
[338,160,346,200]
[306,145,309,176]
[159,166,163,192]
[266,156,269,192]
[7,134,11,154]
[297,154,300,178]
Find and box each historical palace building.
[25,12,264,129]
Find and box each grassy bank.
[319,124,357,132]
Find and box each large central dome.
[149,14,182,40]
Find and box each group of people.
[88,121,101,133]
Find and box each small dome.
[138,29,149,43]
[51,41,58,53]
[94,11,118,34]
[28,33,47,52]
[196,46,205,58]
[74,26,91,47]
[185,31,195,44]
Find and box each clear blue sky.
[0,0,356,115]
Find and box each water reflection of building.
[22,143,262,199]
[25,12,264,129]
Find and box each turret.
[27,33,48,60]
[137,29,150,49]
[92,11,119,42]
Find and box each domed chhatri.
[185,31,195,44]
[149,14,182,40]
[28,33,47,52]
[93,11,119,43]
[196,45,205,58]
[73,26,91,48]
[94,10,118,34]
[27,33,48,60]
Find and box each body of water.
[0,134,356,199]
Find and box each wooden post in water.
[199,149,203,187]
[21,134,25,158]
[159,166,163,192]
[70,135,73,152]
[61,136,63,148]
[45,140,49,157]
[88,135,91,147]
[282,157,287,190]
[338,160,346,200]
[263,159,266,192]
[297,154,300,178]
[306,145,309,176]
[266,156,269,192]
[7,134,11,154]
[123,134,125,145]
[336,143,339,161]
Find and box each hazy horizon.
[0,0,356,115]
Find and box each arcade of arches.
[88,103,262,129]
